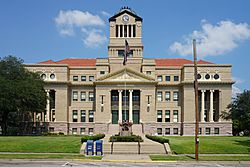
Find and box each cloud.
[169,20,250,58]
[82,29,107,48]
[55,10,107,48]
[101,11,111,17]
[55,10,105,27]
[232,77,245,84]
[232,85,242,98]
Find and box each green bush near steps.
[80,134,105,143]
[109,135,143,142]
[146,134,169,144]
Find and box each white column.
[129,90,133,122]
[118,90,123,123]
[46,90,50,122]
[209,90,214,122]
[201,90,205,122]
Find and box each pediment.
[96,68,155,84]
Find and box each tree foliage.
[221,90,250,135]
[0,56,46,135]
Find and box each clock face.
[122,15,129,22]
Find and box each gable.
[95,68,155,84]
[109,7,143,22]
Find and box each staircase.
[101,124,168,155]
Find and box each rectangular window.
[89,110,94,122]
[133,25,136,37]
[214,128,220,134]
[72,110,78,122]
[124,25,127,37]
[166,76,171,81]
[73,76,78,81]
[147,95,150,104]
[173,128,178,135]
[72,91,78,101]
[173,110,178,122]
[165,128,170,135]
[89,76,94,81]
[146,71,151,75]
[120,25,123,37]
[199,128,202,135]
[206,127,211,135]
[173,91,179,101]
[118,50,124,57]
[52,109,56,122]
[80,128,85,135]
[89,92,94,101]
[157,128,162,135]
[157,110,162,122]
[157,76,162,82]
[165,91,171,101]
[81,76,86,81]
[100,71,105,75]
[49,127,54,132]
[72,128,77,135]
[165,110,170,122]
[112,95,118,101]
[128,25,131,37]
[116,25,119,37]
[89,128,94,135]
[157,92,163,101]
[174,76,179,81]
[80,110,86,122]
[80,91,86,101]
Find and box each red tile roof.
[155,58,213,67]
[38,58,96,67]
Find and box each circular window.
[41,74,46,80]
[197,74,202,79]
[205,74,210,79]
[214,74,220,80]
[50,74,55,80]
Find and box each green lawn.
[150,155,250,161]
[0,136,82,153]
[165,136,250,154]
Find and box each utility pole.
[193,39,199,161]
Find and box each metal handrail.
[138,140,141,154]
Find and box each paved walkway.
[102,154,151,161]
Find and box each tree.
[0,56,46,135]
[221,90,250,136]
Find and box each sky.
[0,0,250,95]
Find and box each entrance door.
[122,110,129,122]
[133,110,140,124]
[112,110,118,124]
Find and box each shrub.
[41,132,58,136]
[145,134,169,144]
[80,134,105,143]
[109,135,143,142]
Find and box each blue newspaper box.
[95,140,103,155]
[86,140,94,155]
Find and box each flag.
[123,39,130,65]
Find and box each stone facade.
[25,7,233,136]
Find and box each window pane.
[81,110,86,122]
[80,128,85,135]
[157,128,162,135]
[89,92,94,101]
[157,76,162,82]
[165,128,170,135]
[81,76,86,81]
[73,76,78,81]
[165,110,170,122]
[89,110,94,122]
[173,110,178,122]
[80,92,86,101]
[173,128,178,135]
[173,91,179,101]
[165,92,171,101]
[157,92,162,101]
[206,128,211,135]
[73,110,78,122]
[166,76,171,81]
[73,91,78,101]
[157,110,162,122]
[174,76,179,81]
[89,76,94,81]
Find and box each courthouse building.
[26,7,233,136]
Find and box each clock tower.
[108,7,143,71]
